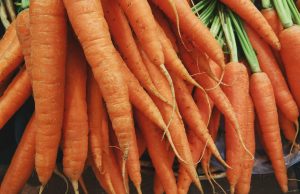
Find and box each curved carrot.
[118,0,164,66]
[0,19,16,57]
[246,24,299,123]
[236,96,255,194]
[136,110,177,194]
[0,115,36,194]
[30,0,67,185]
[278,110,298,147]
[102,0,165,102]
[250,72,288,193]
[151,0,225,67]
[279,25,300,109]
[261,8,283,36]
[0,68,31,129]
[63,0,134,184]
[62,38,89,191]
[220,0,280,50]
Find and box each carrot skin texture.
[0,19,16,57]
[0,115,36,194]
[279,25,300,109]
[0,69,31,129]
[136,111,177,194]
[62,39,89,182]
[151,0,225,67]
[222,62,249,190]
[220,0,280,50]
[236,97,255,194]
[278,111,297,143]
[250,72,288,192]
[30,0,67,184]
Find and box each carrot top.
[273,0,293,28]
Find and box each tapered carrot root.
[0,68,31,129]
[0,115,36,194]
[250,72,288,193]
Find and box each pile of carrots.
[0,0,300,194]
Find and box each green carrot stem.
[262,0,272,9]
[273,0,293,28]
[228,10,261,73]
[287,0,300,25]
[210,14,222,38]
[192,0,210,14]
[199,0,217,25]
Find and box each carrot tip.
[281,184,288,193]
[38,185,45,194]
[71,180,79,194]
[230,185,235,194]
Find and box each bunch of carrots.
[0,0,300,194]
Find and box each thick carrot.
[62,38,89,191]
[64,0,134,182]
[250,72,288,192]
[136,110,177,194]
[220,0,280,50]
[236,96,255,194]
[0,115,36,194]
[246,25,299,124]
[144,53,203,192]
[118,0,164,66]
[279,25,300,108]
[0,68,31,129]
[222,62,249,193]
[150,0,225,67]
[30,0,67,185]
[102,0,165,102]
[173,75,228,167]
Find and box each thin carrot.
[151,0,225,67]
[64,0,134,184]
[30,0,67,186]
[0,68,31,129]
[245,24,299,126]
[136,110,177,194]
[194,88,213,126]
[278,110,299,148]
[102,0,166,103]
[235,96,255,194]
[0,114,36,194]
[220,0,280,50]
[118,0,164,66]
[62,37,89,193]
[135,127,147,157]
[144,53,203,192]
[0,19,16,57]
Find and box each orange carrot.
[144,52,203,192]
[0,68,31,129]
[279,25,300,109]
[102,0,165,102]
[136,110,177,194]
[261,8,283,36]
[194,88,214,126]
[0,115,36,194]
[30,0,67,185]
[151,0,225,67]
[0,19,16,57]
[250,72,288,192]
[236,96,255,194]
[135,127,147,157]
[64,0,134,183]
[278,110,298,146]
[62,37,89,191]
[222,62,249,193]
[246,25,299,123]
[220,0,280,50]
[118,0,164,66]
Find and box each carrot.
[118,0,164,66]
[235,96,255,194]
[102,0,166,103]
[144,53,203,192]
[278,110,298,148]
[222,62,249,193]
[0,19,16,57]
[194,88,213,126]
[63,0,134,184]
[173,75,228,167]
[151,0,225,67]
[250,72,288,192]
[261,8,283,36]
[245,25,299,124]
[279,25,300,109]
[219,0,280,50]
[0,114,36,194]
[136,110,177,194]
[62,37,89,193]
[0,68,31,129]
[30,0,67,185]
[135,127,147,157]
